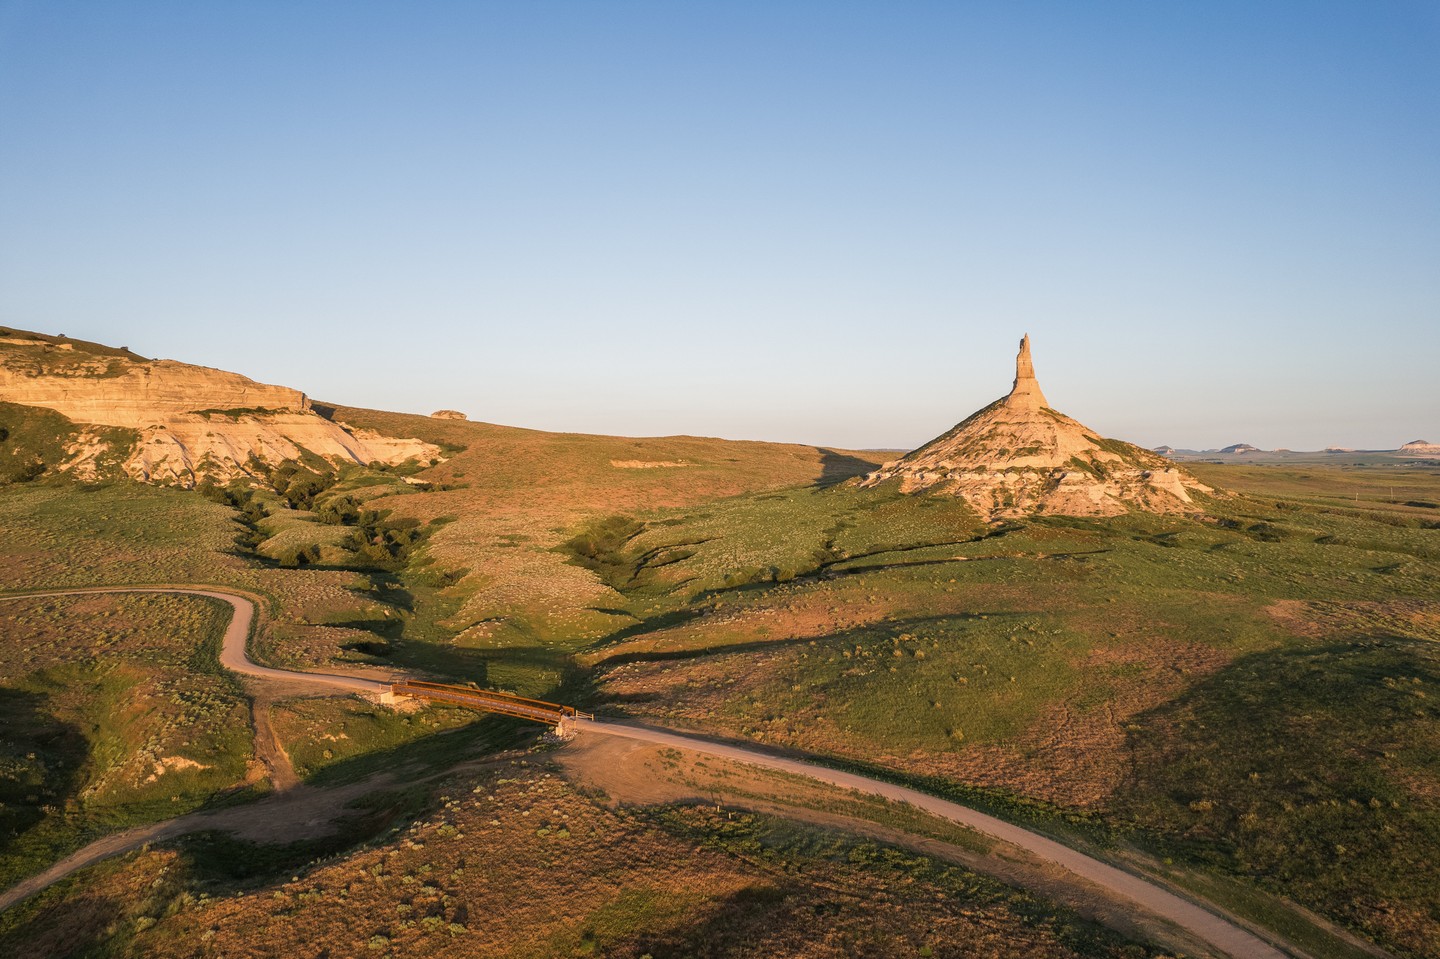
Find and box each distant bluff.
[861,335,1209,519]
[0,331,308,424]
[0,327,442,486]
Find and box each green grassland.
[0,593,253,888]
[309,404,885,695]
[267,697,509,786]
[0,408,886,907]
[4,381,1439,957]
[566,462,1440,957]
[0,462,469,887]
[0,401,135,485]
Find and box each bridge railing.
[389,680,589,726]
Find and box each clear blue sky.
[2,1,1436,451]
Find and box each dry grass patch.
[120,759,1172,959]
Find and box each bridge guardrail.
[389,681,582,726]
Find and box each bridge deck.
[390,680,581,725]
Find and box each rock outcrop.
[0,328,443,486]
[860,335,1209,519]
[0,357,308,427]
[431,409,467,420]
[1398,439,1440,456]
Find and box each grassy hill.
[3,380,1437,956]
[560,461,1440,956]
[317,404,882,693]
[0,406,883,896]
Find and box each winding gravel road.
[576,719,1290,959]
[0,586,1295,958]
[4,587,388,694]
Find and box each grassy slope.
[0,326,147,362]
[0,408,883,892]
[568,463,1440,957]
[5,381,1437,956]
[322,404,883,696]
[0,476,416,886]
[0,593,252,888]
[3,757,1172,959]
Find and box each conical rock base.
[860,336,1209,519]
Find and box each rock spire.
[859,335,1211,519]
[1004,334,1048,411]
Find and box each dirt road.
[573,718,1289,959]
[3,586,388,693]
[0,585,1301,958]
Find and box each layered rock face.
[861,336,1209,519]
[0,357,309,426]
[0,329,442,486]
[1398,440,1440,456]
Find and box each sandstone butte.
[861,335,1210,519]
[0,328,441,486]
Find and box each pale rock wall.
[2,345,443,486]
[0,359,308,427]
[122,413,442,485]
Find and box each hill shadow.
[587,611,1017,671]
[1119,635,1440,871]
[813,449,881,488]
[0,688,88,860]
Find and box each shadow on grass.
[813,449,881,488]
[570,531,1023,658]
[629,883,791,957]
[0,880,126,958]
[301,712,525,789]
[587,611,1012,669]
[680,525,1024,608]
[581,607,709,651]
[0,688,89,885]
[1112,634,1440,955]
[176,783,432,891]
[1120,636,1440,872]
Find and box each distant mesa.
[1219,443,1261,454]
[1398,439,1440,455]
[0,327,443,487]
[1153,445,1178,456]
[861,335,1209,519]
[431,409,468,420]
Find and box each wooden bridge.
[388,680,588,726]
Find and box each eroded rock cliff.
[0,327,442,486]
